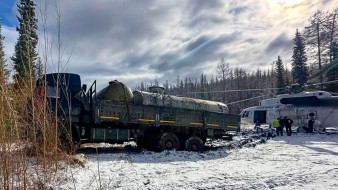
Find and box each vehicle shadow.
[76,137,264,163]
[77,144,231,163]
[303,146,338,156]
[272,133,338,156]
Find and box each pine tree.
[275,56,285,92]
[11,0,39,82]
[200,74,205,99]
[0,18,9,82]
[291,29,309,84]
[36,57,43,78]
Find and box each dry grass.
[0,73,76,189]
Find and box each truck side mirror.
[82,84,87,92]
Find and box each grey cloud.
[27,0,336,89]
[56,0,170,56]
[43,0,235,88]
[186,0,223,16]
[122,51,155,68]
[185,35,210,52]
[187,15,226,28]
[265,33,293,54]
[183,0,226,29]
[155,32,240,72]
[229,6,248,15]
[71,62,122,76]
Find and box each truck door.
[254,110,267,124]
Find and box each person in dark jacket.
[308,117,315,133]
[284,116,293,136]
[279,117,285,136]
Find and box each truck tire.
[137,137,153,150]
[158,132,180,151]
[185,136,204,151]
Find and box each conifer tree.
[291,29,309,84]
[11,0,39,82]
[36,57,43,78]
[0,18,9,82]
[200,74,205,99]
[275,56,285,92]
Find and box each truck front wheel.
[158,132,180,151]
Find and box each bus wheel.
[185,136,204,151]
[158,132,180,151]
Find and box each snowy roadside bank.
[56,134,338,190]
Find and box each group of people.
[273,116,325,136]
[273,116,294,136]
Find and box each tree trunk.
[316,23,323,88]
[329,13,336,65]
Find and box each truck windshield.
[46,85,60,98]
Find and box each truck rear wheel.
[158,132,180,151]
[185,136,204,151]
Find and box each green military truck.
[42,73,240,151]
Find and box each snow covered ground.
[57,133,338,190]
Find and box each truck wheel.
[136,137,145,149]
[158,132,180,151]
[185,136,204,151]
[137,137,152,150]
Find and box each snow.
[56,133,338,190]
[0,142,26,152]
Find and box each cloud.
[229,6,248,15]
[265,33,293,54]
[154,32,240,74]
[2,0,338,89]
[2,25,17,62]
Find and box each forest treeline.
[135,9,338,114]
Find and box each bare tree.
[324,8,338,64]
[304,10,327,84]
[217,58,230,102]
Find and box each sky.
[1,0,338,89]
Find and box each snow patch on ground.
[56,134,338,190]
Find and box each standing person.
[279,117,285,136]
[274,117,282,136]
[284,116,293,136]
[308,117,315,133]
